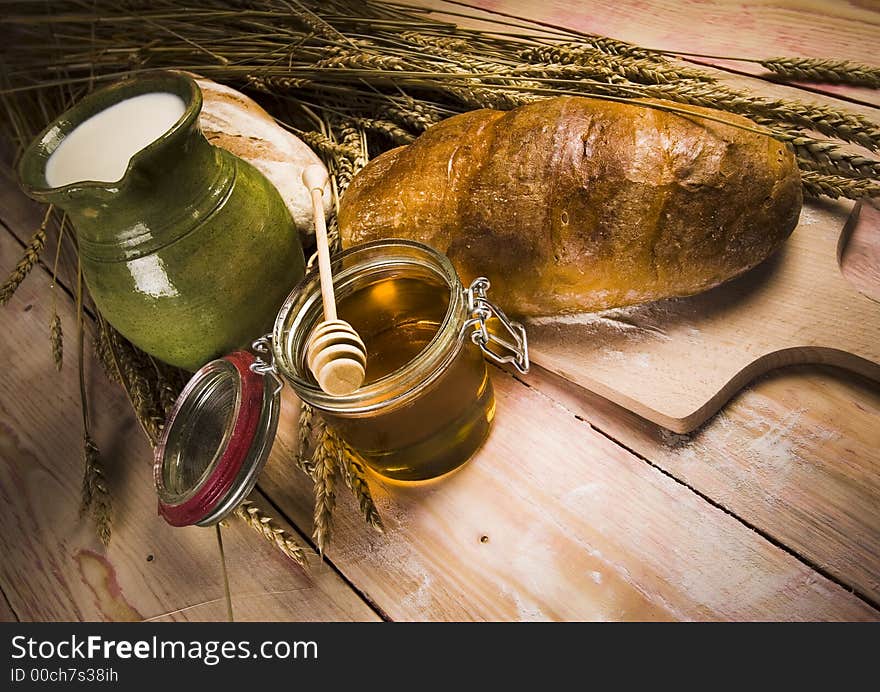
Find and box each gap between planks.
[0,583,20,622]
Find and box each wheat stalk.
[401,32,511,74]
[296,402,316,476]
[112,339,163,442]
[289,1,347,42]
[352,116,415,144]
[311,426,338,555]
[80,433,112,546]
[151,357,181,419]
[791,136,880,178]
[78,433,97,516]
[315,51,409,71]
[299,409,385,550]
[323,116,369,214]
[77,256,112,546]
[516,61,630,85]
[50,312,63,371]
[93,319,122,385]
[285,125,360,160]
[234,500,309,569]
[597,55,714,85]
[800,170,880,199]
[585,36,664,61]
[247,75,313,93]
[48,212,66,371]
[99,314,164,445]
[383,96,444,132]
[340,118,368,172]
[0,206,51,306]
[335,434,383,533]
[330,137,354,194]
[391,40,551,100]
[641,81,880,151]
[761,57,880,88]
[519,43,715,84]
[446,83,538,110]
[399,31,472,53]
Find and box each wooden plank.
[453,0,880,106]
[516,362,880,607]
[0,228,380,622]
[259,369,877,621]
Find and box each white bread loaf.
[193,75,330,241]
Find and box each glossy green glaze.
[18,71,305,370]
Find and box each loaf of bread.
[193,74,331,242]
[338,96,802,316]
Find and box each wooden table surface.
[1,0,879,621]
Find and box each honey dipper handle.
[302,165,336,322]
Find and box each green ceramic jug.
[18,71,305,371]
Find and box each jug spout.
[17,70,214,261]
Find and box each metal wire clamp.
[250,335,284,395]
[463,277,530,374]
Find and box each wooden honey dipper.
[302,165,367,395]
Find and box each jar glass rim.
[273,239,466,414]
[154,358,240,506]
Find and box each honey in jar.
[274,240,524,481]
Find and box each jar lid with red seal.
[153,340,282,527]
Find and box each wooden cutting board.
[525,199,880,433]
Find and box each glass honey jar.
[154,239,528,525]
[275,240,528,481]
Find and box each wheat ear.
[77,256,111,545]
[761,57,880,88]
[296,402,316,476]
[80,434,112,546]
[792,136,880,178]
[336,434,383,533]
[48,212,67,371]
[50,313,63,371]
[800,170,880,199]
[311,426,338,556]
[234,500,309,569]
[353,116,415,144]
[0,206,52,306]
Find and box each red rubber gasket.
[158,350,264,527]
